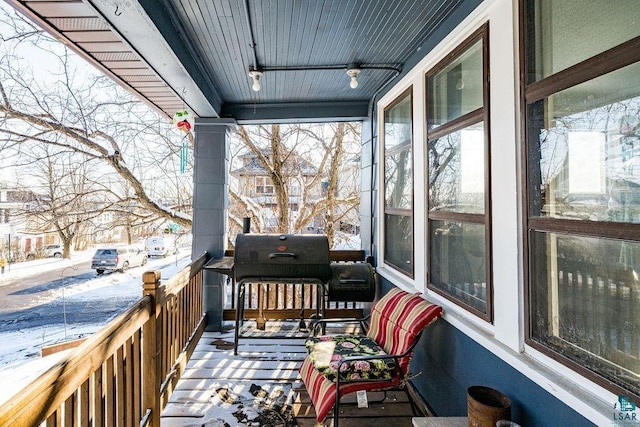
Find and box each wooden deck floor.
[161,321,424,426]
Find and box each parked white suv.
[42,244,63,258]
[91,245,147,275]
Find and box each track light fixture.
[246,64,400,92]
[248,69,263,91]
[346,67,361,89]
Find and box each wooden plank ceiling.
[6,0,468,122]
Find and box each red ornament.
[176,120,192,132]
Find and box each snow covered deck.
[161,321,425,426]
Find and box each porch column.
[192,118,236,331]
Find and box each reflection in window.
[524,0,640,399]
[429,124,485,214]
[528,62,640,223]
[385,149,412,210]
[428,39,483,129]
[384,89,413,276]
[385,214,413,273]
[430,220,486,313]
[530,231,640,397]
[526,0,640,83]
[426,26,490,319]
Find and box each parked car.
[145,236,177,258]
[91,245,147,275]
[42,243,63,258]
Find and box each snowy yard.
[0,249,193,405]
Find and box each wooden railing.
[555,259,640,372]
[222,249,370,321]
[0,252,210,427]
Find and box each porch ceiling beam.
[222,102,370,124]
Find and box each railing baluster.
[142,271,162,427]
[93,365,104,427]
[63,394,73,426]
[115,347,125,426]
[132,332,141,426]
[105,355,115,426]
[79,379,89,427]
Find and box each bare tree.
[229,123,361,247]
[0,8,193,233]
[16,146,109,257]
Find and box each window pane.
[385,214,413,275]
[384,90,413,276]
[428,39,483,129]
[526,0,640,83]
[384,92,412,150]
[385,149,412,209]
[530,231,640,396]
[429,220,486,314]
[528,62,640,223]
[428,123,485,214]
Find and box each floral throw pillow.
[304,335,397,383]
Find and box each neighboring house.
[230,150,324,232]
[333,155,361,235]
[0,186,56,259]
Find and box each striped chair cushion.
[367,287,443,372]
[299,355,402,423]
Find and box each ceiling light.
[248,70,263,91]
[346,68,361,89]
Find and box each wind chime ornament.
[173,110,194,133]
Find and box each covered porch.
[3,0,639,426]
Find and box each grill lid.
[328,263,377,302]
[234,234,331,283]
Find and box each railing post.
[142,271,162,427]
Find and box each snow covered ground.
[0,249,193,405]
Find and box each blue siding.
[379,278,595,426]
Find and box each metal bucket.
[467,386,511,427]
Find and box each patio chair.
[299,287,443,426]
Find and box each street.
[0,251,192,363]
[0,259,139,333]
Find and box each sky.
[0,250,193,405]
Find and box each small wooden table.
[412,417,468,427]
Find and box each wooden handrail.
[0,296,153,426]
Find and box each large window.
[426,25,491,320]
[383,89,413,276]
[523,0,640,400]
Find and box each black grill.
[234,233,332,283]
[328,263,377,302]
[231,233,376,355]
